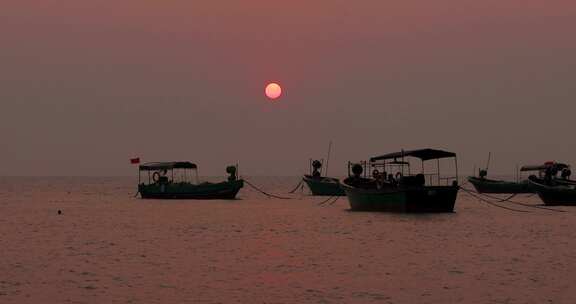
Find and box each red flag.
[130,157,140,164]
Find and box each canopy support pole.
[454,156,459,185]
[437,158,440,185]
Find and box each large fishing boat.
[341,149,459,212]
[302,159,345,196]
[137,162,243,199]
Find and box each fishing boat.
[467,166,533,194]
[137,162,243,199]
[467,160,572,194]
[302,159,345,196]
[528,179,576,206]
[467,176,533,194]
[467,153,533,194]
[527,162,576,205]
[341,148,459,212]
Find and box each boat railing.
[423,173,458,186]
[439,176,458,186]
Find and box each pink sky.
[1,1,575,175]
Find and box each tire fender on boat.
[152,172,161,183]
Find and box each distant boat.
[467,176,533,194]
[137,162,243,199]
[529,179,576,206]
[527,162,576,206]
[302,159,345,196]
[467,162,572,194]
[467,165,533,194]
[341,148,459,212]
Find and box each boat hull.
[529,180,576,206]
[303,175,345,196]
[467,176,533,194]
[343,184,458,213]
[139,180,244,200]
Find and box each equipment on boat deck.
[302,159,345,196]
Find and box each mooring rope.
[494,193,517,202]
[317,195,341,206]
[317,195,336,206]
[459,187,529,212]
[328,196,340,205]
[288,179,304,194]
[244,179,293,200]
[462,188,566,213]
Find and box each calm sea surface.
[0,176,575,303]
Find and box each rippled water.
[0,177,575,303]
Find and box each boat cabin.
[348,148,459,188]
[521,162,571,182]
[138,161,200,186]
[137,162,243,199]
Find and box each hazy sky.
[1,1,575,176]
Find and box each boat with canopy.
[468,161,571,194]
[341,148,459,212]
[137,161,243,199]
[527,162,576,205]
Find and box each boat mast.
[325,141,332,177]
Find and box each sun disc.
[265,83,282,100]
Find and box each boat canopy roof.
[520,162,569,172]
[370,148,456,162]
[139,161,197,171]
[387,161,410,165]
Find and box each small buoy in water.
[58,210,62,215]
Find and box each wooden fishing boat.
[467,162,571,194]
[303,175,345,196]
[137,162,243,199]
[529,177,576,206]
[467,176,533,194]
[527,163,576,205]
[341,149,459,212]
[302,159,345,196]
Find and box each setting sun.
[265,82,282,100]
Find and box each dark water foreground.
[0,177,575,303]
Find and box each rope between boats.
[496,193,517,202]
[317,195,336,205]
[328,196,340,205]
[459,187,529,213]
[288,179,304,194]
[317,195,341,206]
[460,187,566,213]
[244,179,293,200]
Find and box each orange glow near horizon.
[265,83,282,100]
